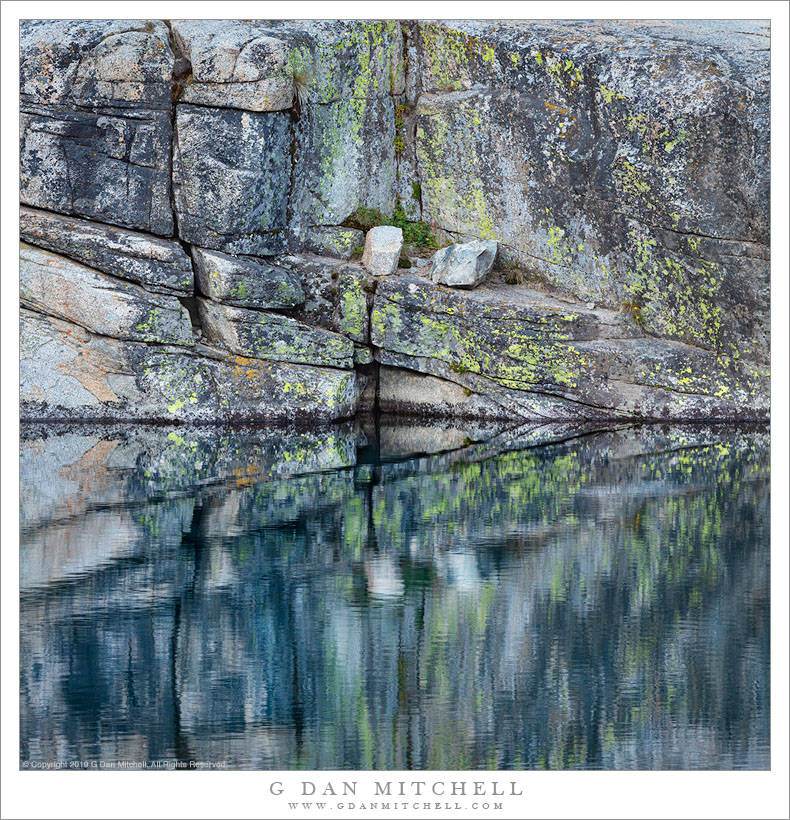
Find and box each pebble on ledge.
[362,226,403,275]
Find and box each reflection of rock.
[20,422,770,769]
[365,557,405,598]
[20,423,361,533]
[20,510,140,589]
[377,415,506,459]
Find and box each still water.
[20,419,770,770]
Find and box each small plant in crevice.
[292,71,312,112]
[394,103,411,157]
[289,50,314,115]
[621,297,647,329]
[344,202,439,251]
[504,268,524,285]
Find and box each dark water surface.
[20,418,770,770]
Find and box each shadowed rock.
[20,20,175,235]
[172,105,291,255]
[304,226,365,259]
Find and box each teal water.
[20,419,770,770]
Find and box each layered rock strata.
[19,19,770,422]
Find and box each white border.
[2,2,788,819]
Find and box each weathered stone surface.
[304,226,364,259]
[20,309,357,422]
[20,21,175,235]
[172,105,290,255]
[168,21,403,238]
[290,96,397,235]
[20,19,174,110]
[174,20,405,111]
[16,20,770,425]
[191,247,304,309]
[171,21,294,112]
[410,20,770,364]
[20,107,174,235]
[429,239,497,288]
[20,207,193,294]
[362,226,403,275]
[20,244,193,346]
[371,274,768,421]
[276,255,372,343]
[379,365,508,419]
[198,298,355,369]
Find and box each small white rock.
[361,225,403,275]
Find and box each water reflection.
[20,419,770,770]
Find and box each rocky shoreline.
[19,20,770,423]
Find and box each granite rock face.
[172,105,291,255]
[197,299,355,369]
[21,308,357,422]
[20,20,175,235]
[18,20,770,424]
[20,243,193,346]
[371,274,768,421]
[170,20,295,112]
[20,207,193,294]
[276,254,372,344]
[191,247,305,309]
[410,20,770,363]
[304,226,365,259]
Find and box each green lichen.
[624,226,725,351]
[143,355,205,416]
[337,274,368,342]
[537,50,583,90]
